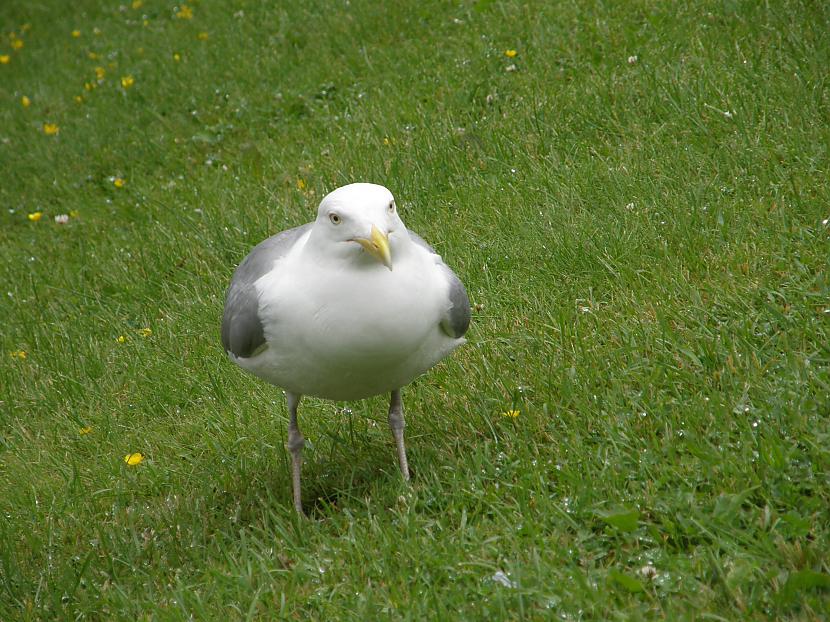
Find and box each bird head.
[312,183,404,270]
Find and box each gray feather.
[221,223,311,358]
[407,230,471,339]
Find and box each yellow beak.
[354,225,392,270]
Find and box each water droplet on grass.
[491,570,517,588]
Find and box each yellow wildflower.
[74,95,83,104]
[176,4,194,19]
[11,38,23,50]
[143,19,149,26]
[132,0,144,8]
[504,49,518,58]
[113,177,125,188]
[10,350,27,359]
[0,55,10,64]
[71,29,81,38]
[95,66,105,80]
[138,327,152,337]
[296,178,307,190]
[84,82,96,91]
[43,123,59,135]
[88,51,99,60]
[383,137,392,145]
[173,52,181,62]
[27,211,43,222]
[121,75,135,89]
[79,426,92,435]
[124,453,144,466]
[21,95,30,107]
[501,409,520,418]
[116,335,127,343]
[69,210,80,218]
[197,31,209,41]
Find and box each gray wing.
[408,230,471,339]
[221,223,312,358]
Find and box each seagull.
[221,182,470,514]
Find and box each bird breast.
[256,252,449,370]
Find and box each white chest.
[251,250,451,398]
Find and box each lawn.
[1,0,829,619]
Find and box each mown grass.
[1,0,829,619]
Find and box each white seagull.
[221,183,470,514]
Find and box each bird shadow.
[197,437,414,528]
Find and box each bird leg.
[286,392,305,515]
[388,389,410,481]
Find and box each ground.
[1,0,829,619]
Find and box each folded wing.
[221,224,312,358]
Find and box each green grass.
[2,0,829,618]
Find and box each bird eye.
[329,213,341,225]
[388,200,395,213]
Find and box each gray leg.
[388,389,410,481]
[286,392,305,515]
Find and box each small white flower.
[54,214,69,224]
[627,55,638,64]
[822,217,829,226]
[505,64,517,72]
[639,564,658,580]
[724,110,733,119]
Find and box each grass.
[1,0,829,618]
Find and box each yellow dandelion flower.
[88,51,99,60]
[84,82,96,91]
[296,178,307,190]
[0,55,10,64]
[43,123,59,135]
[197,31,209,41]
[21,95,30,107]
[176,4,194,19]
[504,49,518,58]
[132,0,144,8]
[501,409,520,418]
[27,211,43,222]
[10,350,27,359]
[116,335,127,343]
[124,452,144,466]
[95,66,105,80]
[383,137,392,145]
[138,327,152,337]
[71,29,81,38]
[79,426,92,435]
[11,38,23,50]
[74,95,83,104]
[113,177,125,188]
[173,52,181,62]
[121,75,135,89]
